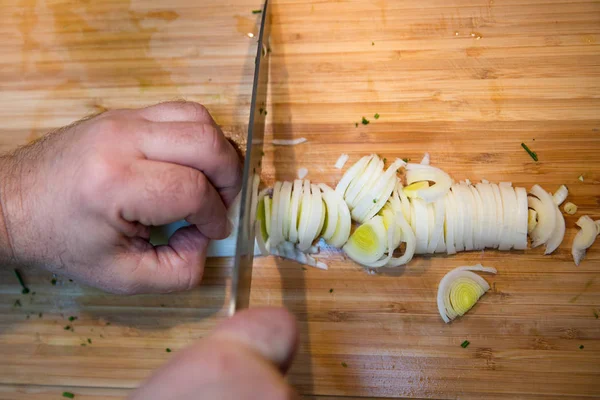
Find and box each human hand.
[130,307,299,400]
[0,101,242,294]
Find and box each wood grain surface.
[1,0,599,398]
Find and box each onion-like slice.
[444,191,457,255]
[553,185,568,206]
[450,186,465,252]
[327,196,352,248]
[272,137,307,146]
[405,164,452,203]
[498,183,516,251]
[271,241,328,270]
[255,221,270,256]
[380,203,402,250]
[411,198,430,254]
[420,152,430,165]
[299,184,324,251]
[354,159,406,222]
[278,181,293,241]
[343,215,387,264]
[335,154,373,196]
[469,185,484,250]
[398,181,412,222]
[264,196,272,236]
[513,187,528,250]
[288,180,303,243]
[297,168,308,179]
[527,209,537,234]
[491,184,503,248]
[427,199,445,253]
[528,184,557,248]
[437,264,497,323]
[475,183,496,249]
[404,181,429,199]
[455,184,474,251]
[572,215,599,266]
[345,156,382,207]
[544,205,565,255]
[319,184,340,240]
[296,180,312,249]
[270,181,283,247]
[334,154,349,169]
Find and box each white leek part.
[297,168,308,179]
[475,183,496,249]
[596,221,600,235]
[298,184,324,251]
[255,222,270,256]
[296,180,312,250]
[343,215,387,265]
[553,185,569,206]
[469,185,484,251]
[335,154,373,197]
[528,184,557,248]
[380,203,402,250]
[319,184,340,240]
[544,205,565,255]
[404,181,430,199]
[264,197,272,236]
[564,202,578,215]
[437,265,497,323]
[334,154,349,169]
[498,183,516,251]
[513,187,529,250]
[326,191,352,248]
[405,164,452,204]
[354,159,406,223]
[317,198,326,238]
[450,186,465,252]
[572,215,599,266]
[444,192,457,255]
[398,181,412,222]
[270,241,328,270]
[481,179,489,184]
[427,199,445,253]
[491,184,504,248]
[426,203,435,252]
[288,180,303,243]
[278,181,293,241]
[456,184,474,251]
[412,198,430,254]
[345,155,383,208]
[420,152,430,165]
[249,174,261,238]
[527,209,537,234]
[270,182,283,247]
[272,137,307,146]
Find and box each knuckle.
[78,154,121,207]
[176,101,210,121]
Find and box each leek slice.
[343,215,387,264]
[528,184,557,248]
[572,215,599,266]
[513,187,529,250]
[405,163,452,203]
[288,180,303,243]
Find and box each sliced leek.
[572,215,599,266]
[343,215,387,265]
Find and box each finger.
[119,160,230,240]
[124,225,209,294]
[213,307,299,373]
[137,120,243,208]
[129,307,299,400]
[137,101,215,123]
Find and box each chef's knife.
[228,0,270,315]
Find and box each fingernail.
[226,220,234,237]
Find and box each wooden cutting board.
[1,0,599,398]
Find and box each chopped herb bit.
[64,325,71,331]
[329,288,334,293]
[68,316,77,322]
[341,362,348,368]
[106,322,111,326]
[521,143,538,162]
[460,340,470,348]
[51,278,57,285]
[80,343,86,347]
[579,345,584,349]
[371,41,375,46]
[383,158,387,163]
[355,122,359,127]
[38,312,43,318]
[578,175,584,182]
[374,113,380,119]
[166,348,172,353]
[26,314,30,319]
[261,151,265,156]
[264,111,267,115]
[402,158,410,163]
[68,279,73,282]
[160,304,165,308]
[100,334,104,338]
[301,267,307,271]
[361,117,370,125]
[259,107,264,114]
[252,9,262,14]
[14,269,30,294]
[31,291,36,295]
[373,199,377,203]
[14,299,22,307]
[87,338,92,344]
[594,310,599,319]
[62,392,75,399]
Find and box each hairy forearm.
[0,155,16,264]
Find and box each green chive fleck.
[51,278,57,285]
[80,343,86,347]
[579,345,584,349]
[521,143,538,162]
[460,340,470,348]
[252,9,262,14]
[355,122,359,127]
[68,316,77,322]
[106,322,111,326]
[341,362,348,368]
[594,310,599,319]
[402,158,410,163]
[38,312,43,318]
[361,117,370,125]
[264,111,267,115]
[302,267,308,271]
[259,108,264,114]
[64,325,71,331]
[87,338,92,344]
[374,113,380,119]
[62,392,75,399]
[383,158,387,163]
[166,348,172,353]
[373,199,377,203]
[14,269,30,294]
[14,299,22,307]
[371,41,374,46]
[329,288,334,293]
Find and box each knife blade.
[228,0,270,315]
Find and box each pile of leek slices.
[254,154,577,269]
